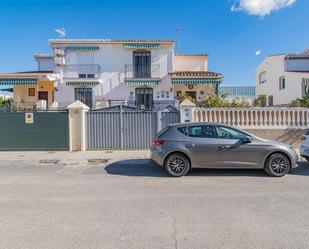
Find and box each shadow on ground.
[104,159,309,177]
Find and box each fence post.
[179,99,196,123]
[120,104,124,149]
[67,101,90,152]
[157,111,162,132]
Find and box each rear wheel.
[164,153,190,177]
[265,153,291,177]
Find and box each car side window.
[216,126,247,140]
[186,125,216,138]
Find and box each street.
[1,156,309,249]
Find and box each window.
[78,74,87,78]
[133,50,151,78]
[87,74,95,78]
[259,71,267,84]
[279,76,286,90]
[216,126,247,140]
[179,125,216,138]
[268,95,273,106]
[28,88,35,96]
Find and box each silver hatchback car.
[151,123,298,177]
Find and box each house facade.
[0,38,223,110]
[256,52,309,106]
[49,39,223,110]
[0,54,55,109]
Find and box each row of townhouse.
[256,49,309,106]
[0,38,228,110]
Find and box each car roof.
[168,122,230,128]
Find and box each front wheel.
[265,153,291,177]
[164,153,190,177]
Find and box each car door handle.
[186,144,196,148]
[219,145,230,150]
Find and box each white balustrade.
[190,107,309,129]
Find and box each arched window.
[133,50,151,78]
[259,71,267,84]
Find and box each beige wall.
[174,84,215,102]
[174,55,208,71]
[13,80,54,106]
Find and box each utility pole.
[175,28,180,53]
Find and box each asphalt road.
[1,159,309,249]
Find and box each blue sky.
[0,0,308,85]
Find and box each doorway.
[133,51,151,78]
[38,91,48,104]
[185,91,197,102]
[135,88,153,109]
[75,88,93,108]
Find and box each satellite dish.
[55,27,66,38]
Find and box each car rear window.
[156,126,170,137]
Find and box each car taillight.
[302,136,306,141]
[153,139,165,147]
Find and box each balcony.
[124,64,160,79]
[63,64,102,79]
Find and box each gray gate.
[86,108,180,150]
[0,110,69,151]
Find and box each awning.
[66,82,99,87]
[65,46,99,51]
[123,43,160,49]
[0,78,37,85]
[171,78,221,85]
[126,80,160,85]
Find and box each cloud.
[255,50,261,56]
[230,0,296,17]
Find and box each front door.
[182,125,220,167]
[38,91,48,104]
[75,88,93,108]
[135,88,153,109]
[215,125,261,168]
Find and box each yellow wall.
[13,80,54,106]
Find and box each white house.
[256,51,309,106]
[49,39,223,110]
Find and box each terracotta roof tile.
[169,71,222,77]
[49,39,174,45]
[175,53,208,57]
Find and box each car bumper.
[150,147,165,167]
[289,149,299,168]
[300,144,309,158]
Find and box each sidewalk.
[0,150,150,163]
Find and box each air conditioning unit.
[55,48,65,57]
[55,57,66,66]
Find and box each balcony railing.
[124,64,160,79]
[63,64,102,79]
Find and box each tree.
[200,90,250,108]
[0,96,13,108]
[252,95,267,107]
[291,96,309,107]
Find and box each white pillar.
[179,98,196,123]
[67,101,90,152]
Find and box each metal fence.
[0,110,69,151]
[86,109,180,150]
